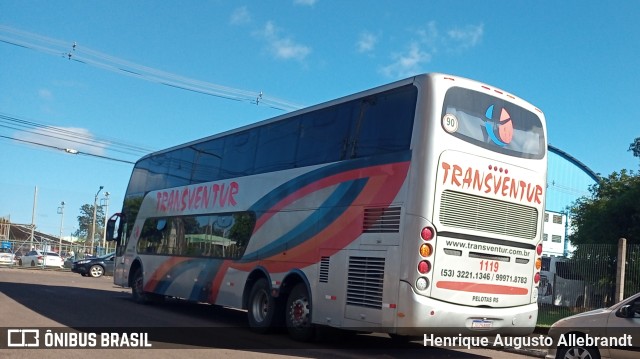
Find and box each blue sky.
[1,1,639,237]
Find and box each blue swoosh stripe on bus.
[240,178,367,262]
[189,259,223,301]
[248,150,411,217]
[153,258,223,299]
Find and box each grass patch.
[536,304,583,328]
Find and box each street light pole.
[101,192,110,252]
[91,186,103,255]
[30,186,37,251]
[57,201,65,253]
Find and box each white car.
[0,247,15,265]
[19,250,64,268]
[546,291,640,359]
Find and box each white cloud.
[380,43,432,78]
[230,6,251,25]
[357,32,377,53]
[14,126,107,156]
[378,22,484,78]
[416,21,439,47]
[38,89,53,101]
[257,21,311,61]
[447,24,484,50]
[294,0,317,6]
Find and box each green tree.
[568,170,640,305]
[569,170,640,246]
[629,137,640,158]
[74,203,105,243]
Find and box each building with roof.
[543,145,600,257]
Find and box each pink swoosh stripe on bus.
[253,163,406,233]
[207,161,410,303]
[436,281,529,295]
[256,172,401,272]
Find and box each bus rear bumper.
[394,281,538,337]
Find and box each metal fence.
[537,240,640,326]
[1,238,114,266]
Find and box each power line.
[0,25,304,112]
[0,133,135,164]
[0,112,151,164]
[0,113,151,156]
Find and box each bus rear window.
[442,87,545,159]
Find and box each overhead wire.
[0,25,304,112]
[0,113,152,156]
[0,112,152,163]
[0,133,136,164]
[0,25,307,164]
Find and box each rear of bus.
[397,74,546,336]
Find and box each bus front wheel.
[132,268,151,304]
[286,283,314,341]
[247,278,277,333]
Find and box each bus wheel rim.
[251,290,269,322]
[290,298,309,327]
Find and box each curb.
[499,346,547,358]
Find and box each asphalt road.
[0,267,535,359]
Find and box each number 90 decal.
[442,114,459,133]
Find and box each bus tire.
[286,283,314,341]
[247,278,277,333]
[132,268,151,304]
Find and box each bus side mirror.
[106,213,121,243]
[106,219,116,241]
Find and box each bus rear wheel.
[247,278,277,333]
[286,283,314,341]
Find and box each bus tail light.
[421,227,434,241]
[534,272,540,284]
[536,244,543,256]
[418,260,431,274]
[416,277,430,291]
[535,257,542,270]
[419,244,433,257]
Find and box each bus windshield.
[442,86,545,159]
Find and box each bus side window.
[296,103,354,167]
[255,118,299,173]
[352,85,416,158]
[221,130,258,178]
[192,139,224,183]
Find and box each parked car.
[19,250,64,267]
[71,252,115,278]
[63,256,76,269]
[0,247,15,265]
[546,291,640,359]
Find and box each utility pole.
[101,192,110,252]
[30,186,37,251]
[57,201,65,253]
[90,186,103,255]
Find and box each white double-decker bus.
[107,73,547,341]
